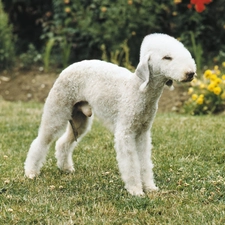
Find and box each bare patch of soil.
[0,69,58,103]
[0,69,189,112]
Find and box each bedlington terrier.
[24,33,196,196]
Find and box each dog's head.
[135,33,196,91]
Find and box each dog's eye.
[163,56,173,60]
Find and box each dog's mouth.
[165,79,173,87]
[166,72,196,86]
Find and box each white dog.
[24,33,196,196]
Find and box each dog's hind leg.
[55,102,93,173]
[24,115,70,178]
[24,95,74,178]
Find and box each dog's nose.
[186,72,195,80]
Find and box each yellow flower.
[192,94,198,101]
[174,0,182,4]
[207,82,215,92]
[191,78,198,86]
[196,96,204,105]
[204,69,212,79]
[188,87,194,94]
[214,65,219,71]
[172,11,178,16]
[64,7,71,13]
[210,74,217,81]
[222,62,225,68]
[221,92,225,99]
[214,78,222,85]
[199,83,205,89]
[213,86,222,95]
[222,75,225,80]
[101,6,107,12]
[215,69,221,76]
[128,0,133,5]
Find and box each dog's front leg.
[136,130,158,193]
[114,130,144,196]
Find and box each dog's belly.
[93,107,116,132]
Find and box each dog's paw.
[126,187,145,196]
[25,170,40,179]
[65,167,75,173]
[143,185,159,193]
[59,166,75,173]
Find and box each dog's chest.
[136,103,157,130]
[116,97,158,132]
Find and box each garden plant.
[0,0,15,70]
[1,0,225,70]
[183,62,225,114]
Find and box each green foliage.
[101,39,135,71]
[1,0,225,70]
[40,0,164,64]
[43,38,55,72]
[1,100,225,224]
[37,0,225,69]
[189,31,203,75]
[0,0,16,70]
[42,37,72,71]
[182,63,225,115]
[60,38,72,68]
[172,0,225,65]
[1,0,225,71]
[19,44,42,70]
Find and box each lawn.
[0,99,225,224]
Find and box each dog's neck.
[149,74,168,89]
[131,75,167,131]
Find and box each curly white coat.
[24,33,196,196]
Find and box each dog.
[24,33,196,196]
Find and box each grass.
[0,99,225,224]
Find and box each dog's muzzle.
[182,72,196,82]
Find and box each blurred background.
[1,0,225,114]
[1,0,225,72]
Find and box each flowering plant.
[174,0,212,13]
[183,62,225,115]
[189,0,212,13]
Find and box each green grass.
[1,99,225,224]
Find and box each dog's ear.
[135,53,151,92]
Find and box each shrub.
[0,0,16,70]
[19,44,42,70]
[2,0,225,71]
[182,62,225,115]
[38,0,225,68]
[101,40,135,71]
[40,0,160,65]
